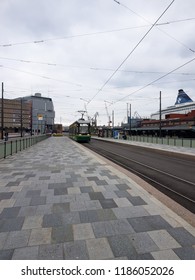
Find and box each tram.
[69,119,91,142]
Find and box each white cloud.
[1,0,195,125]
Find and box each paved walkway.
[0,136,194,260]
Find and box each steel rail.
[84,144,195,206]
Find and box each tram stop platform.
[0,136,195,260]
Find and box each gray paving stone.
[14,197,31,207]
[42,213,63,228]
[6,181,20,187]
[115,190,131,198]
[87,176,99,181]
[114,197,132,207]
[80,186,94,193]
[39,176,51,180]
[92,219,134,238]
[151,249,180,260]
[54,187,68,195]
[12,246,39,260]
[86,238,114,259]
[46,195,61,204]
[127,196,147,206]
[70,200,86,211]
[0,232,8,249]
[113,206,149,219]
[51,225,73,243]
[148,230,181,250]
[3,230,30,249]
[167,227,195,246]
[30,196,46,206]
[108,234,138,259]
[0,217,25,232]
[116,184,130,190]
[0,192,14,200]
[102,191,118,199]
[28,228,52,246]
[61,212,80,225]
[39,243,64,259]
[0,249,14,260]
[52,203,70,213]
[22,215,43,229]
[64,240,89,260]
[26,190,41,197]
[173,246,195,260]
[0,206,21,218]
[79,210,99,223]
[73,223,95,240]
[48,182,68,189]
[127,215,172,232]
[96,180,108,186]
[99,199,118,209]
[129,232,159,254]
[96,209,117,221]
[12,172,25,176]
[51,170,61,174]
[36,204,53,215]
[84,200,102,210]
[18,206,37,217]
[89,192,104,200]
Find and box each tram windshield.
[79,123,89,134]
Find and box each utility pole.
[126,103,129,123]
[129,103,131,136]
[20,98,23,137]
[112,110,114,128]
[1,82,4,140]
[159,91,162,138]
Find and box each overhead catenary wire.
[0,65,83,87]
[87,0,175,105]
[1,17,194,47]
[1,56,195,76]
[112,55,195,105]
[113,0,195,53]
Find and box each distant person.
[5,132,8,141]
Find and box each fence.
[0,135,50,159]
[122,135,195,148]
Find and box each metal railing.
[0,135,50,159]
[122,135,195,148]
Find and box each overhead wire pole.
[1,82,4,140]
[129,103,131,136]
[159,91,162,138]
[87,0,175,106]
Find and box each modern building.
[21,93,55,134]
[0,98,31,138]
[151,89,195,120]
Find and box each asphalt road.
[83,138,195,213]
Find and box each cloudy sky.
[1,0,195,126]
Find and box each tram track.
[82,139,195,214]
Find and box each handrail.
[0,135,50,159]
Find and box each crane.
[91,112,99,127]
[104,100,112,127]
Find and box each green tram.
[69,119,91,143]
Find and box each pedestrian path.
[0,136,194,260]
